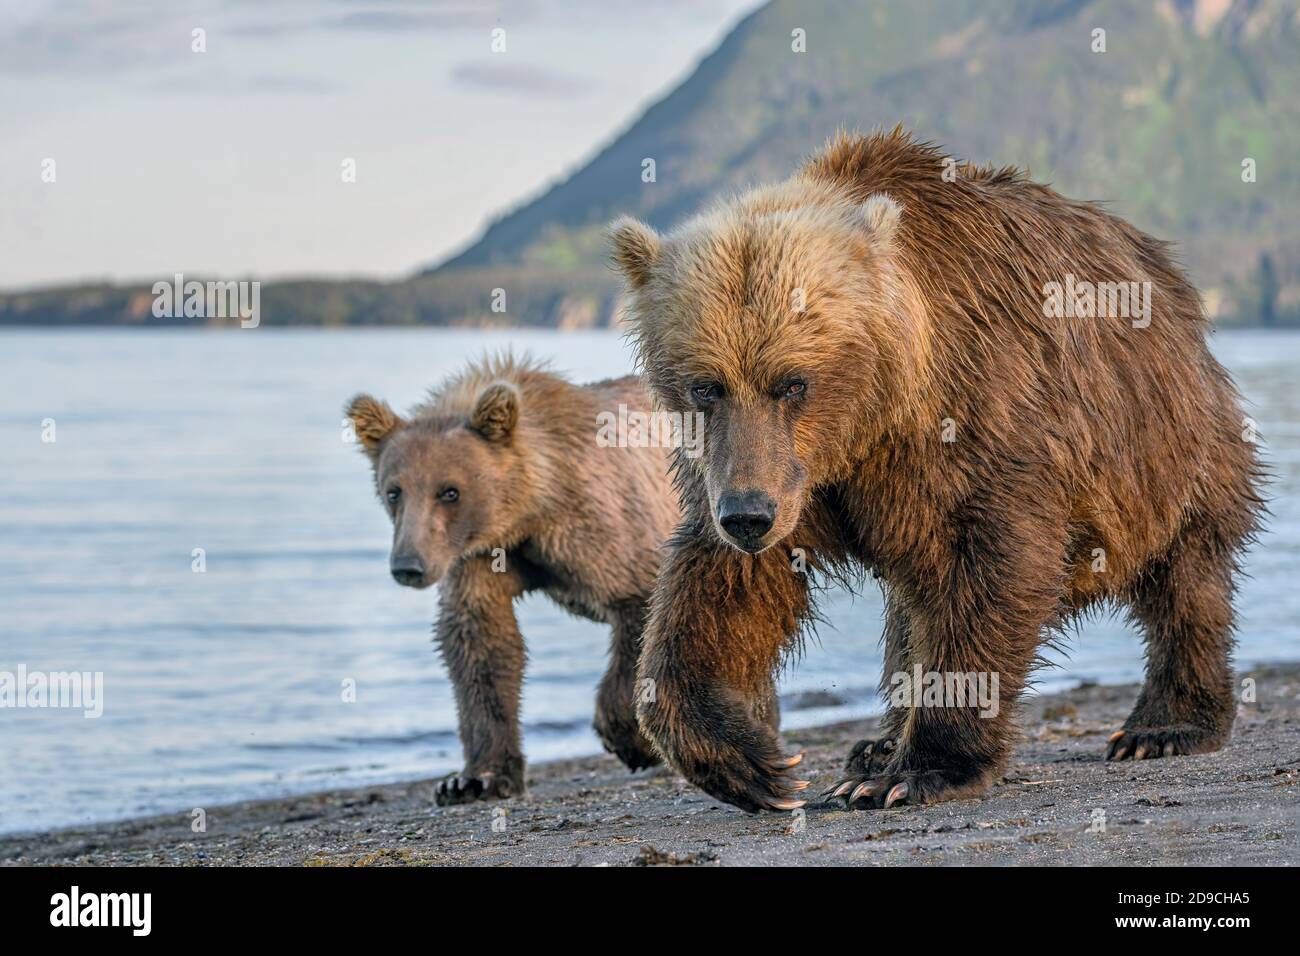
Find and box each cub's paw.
[824,767,989,810]
[593,710,662,772]
[435,771,519,806]
[1105,726,1226,761]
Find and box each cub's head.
[346,382,523,587]
[610,184,926,554]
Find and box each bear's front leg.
[594,606,662,771]
[434,556,528,805]
[636,531,810,812]
[828,520,1066,809]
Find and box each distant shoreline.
[6,662,1297,866]
[2,269,1294,332]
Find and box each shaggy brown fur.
[347,356,681,804]
[610,128,1264,813]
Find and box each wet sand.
[5,664,1298,866]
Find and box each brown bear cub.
[610,128,1263,813]
[347,356,680,804]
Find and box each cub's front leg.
[434,555,528,805]
[594,605,662,771]
[636,529,810,812]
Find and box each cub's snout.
[389,552,428,588]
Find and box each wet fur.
[348,356,681,802]
[612,128,1265,812]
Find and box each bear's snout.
[390,553,427,588]
[717,490,776,552]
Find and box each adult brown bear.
[609,128,1263,813]
[347,356,681,804]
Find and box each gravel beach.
[5,663,1298,867]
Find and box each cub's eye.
[780,380,807,399]
[439,487,460,503]
[385,486,401,504]
[691,382,724,404]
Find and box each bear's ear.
[346,394,403,459]
[858,193,901,243]
[470,382,519,443]
[608,216,661,289]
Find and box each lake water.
[1,328,1297,835]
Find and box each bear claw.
[884,781,909,807]
[435,771,517,806]
[1105,727,1221,762]
[705,749,810,813]
[825,768,980,810]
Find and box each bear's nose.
[717,491,776,549]
[390,554,426,587]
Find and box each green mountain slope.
[433,0,1300,325]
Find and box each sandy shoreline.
[5,663,1298,866]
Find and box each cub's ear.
[858,193,901,243]
[608,216,661,289]
[470,382,519,442]
[346,394,403,458]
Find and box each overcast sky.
[0,0,762,288]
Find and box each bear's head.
[346,382,523,588]
[610,181,928,554]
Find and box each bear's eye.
[691,382,724,404]
[385,486,401,505]
[779,379,807,399]
[439,487,460,503]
